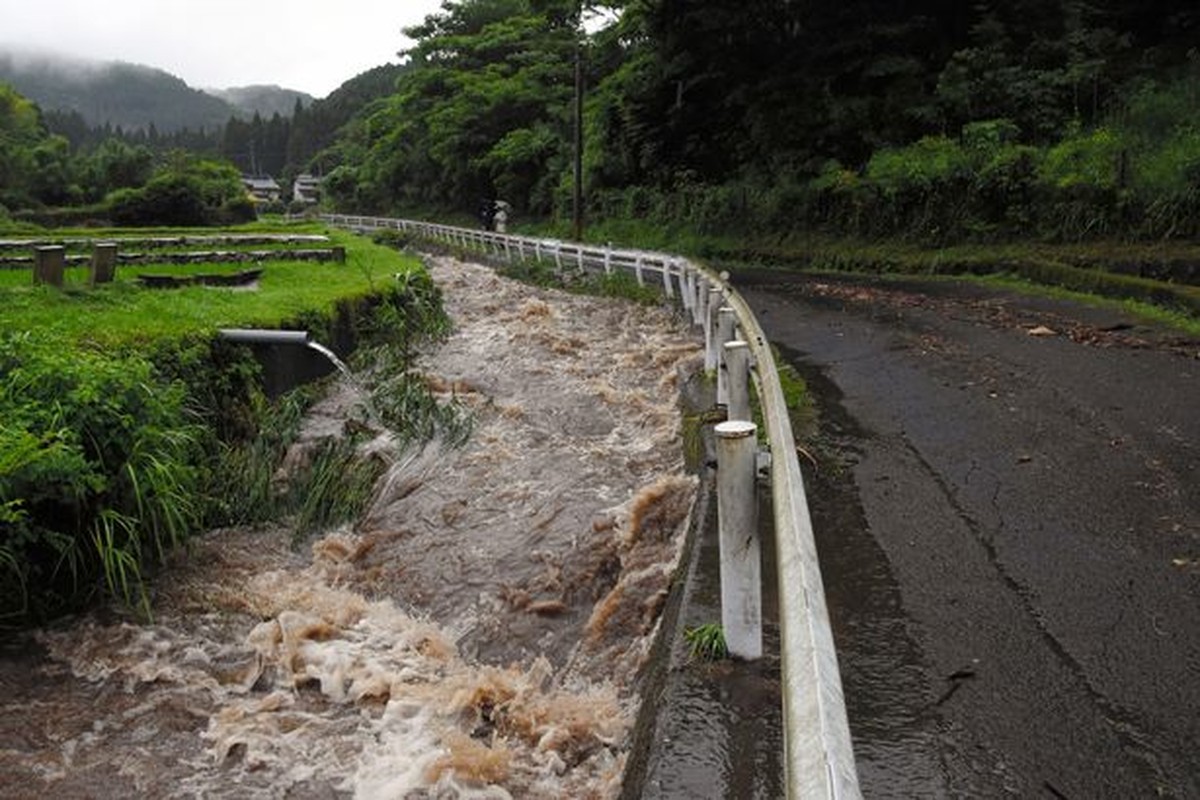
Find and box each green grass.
[683,622,729,661]
[0,224,434,626]
[0,228,417,346]
[975,272,1200,337]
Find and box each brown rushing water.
[0,255,702,799]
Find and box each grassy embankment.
[0,222,450,626]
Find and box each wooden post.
[33,246,65,287]
[716,419,762,660]
[725,340,752,422]
[89,242,118,286]
[332,246,346,263]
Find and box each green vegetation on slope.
[0,226,448,626]
[303,0,1200,259]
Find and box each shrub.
[866,136,971,194]
[217,195,258,225]
[864,136,972,239]
[1040,125,1124,191]
[0,333,203,621]
[107,175,212,227]
[105,155,250,227]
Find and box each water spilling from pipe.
[306,339,352,378]
[303,339,389,432]
[217,327,385,430]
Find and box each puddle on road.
[775,343,949,798]
[0,255,703,799]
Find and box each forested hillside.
[207,85,315,119]
[0,50,237,133]
[319,0,1200,242]
[0,58,404,221]
[5,1,1198,244]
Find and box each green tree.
[322,0,589,215]
[0,82,49,208]
[107,152,251,226]
[82,138,155,200]
[27,135,80,206]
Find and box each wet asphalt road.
[732,270,1200,799]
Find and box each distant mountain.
[0,47,310,134]
[207,85,314,119]
[290,63,407,167]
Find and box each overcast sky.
[0,0,447,97]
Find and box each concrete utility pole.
[571,1,585,242]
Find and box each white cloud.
[0,0,446,96]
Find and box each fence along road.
[322,214,863,800]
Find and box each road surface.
[734,270,1200,799]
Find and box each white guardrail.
[321,214,862,800]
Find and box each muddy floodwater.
[0,255,703,799]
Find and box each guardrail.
[321,213,862,800]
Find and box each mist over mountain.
[207,85,314,119]
[0,46,310,133]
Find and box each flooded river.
[0,255,703,799]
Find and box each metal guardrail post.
[725,340,752,423]
[716,306,737,406]
[661,258,675,298]
[705,287,723,370]
[716,419,763,660]
[689,270,705,327]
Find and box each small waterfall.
[305,339,385,430]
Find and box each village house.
[293,174,321,204]
[242,175,281,204]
